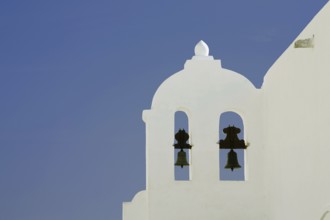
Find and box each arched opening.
[219,112,245,181]
[174,111,191,181]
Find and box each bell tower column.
[189,109,220,183]
[143,108,174,189]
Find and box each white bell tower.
[123,40,266,220]
[123,4,330,218]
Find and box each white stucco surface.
[262,2,330,219]
[123,2,330,219]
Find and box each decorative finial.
[194,40,209,56]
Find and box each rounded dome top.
[151,58,257,111]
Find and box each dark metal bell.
[174,129,192,149]
[225,149,241,171]
[175,149,189,168]
[219,126,246,149]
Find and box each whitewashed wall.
[124,41,266,220]
[123,2,330,220]
[263,2,330,220]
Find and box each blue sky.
[0,0,328,220]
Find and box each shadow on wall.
[321,211,330,220]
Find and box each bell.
[175,149,189,168]
[225,149,241,171]
[219,126,246,149]
[174,129,192,149]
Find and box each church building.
[123,2,330,220]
